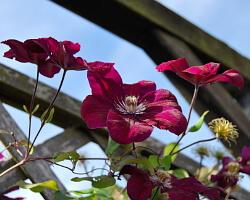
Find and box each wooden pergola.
[0,0,249,199]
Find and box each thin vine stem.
[27,69,67,156]
[25,69,40,159]
[170,137,217,156]
[169,85,200,155]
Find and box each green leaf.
[0,130,12,135]
[149,155,162,166]
[71,177,93,182]
[53,151,80,170]
[163,143,180,161]
[31,104,40,115]
[53,191,91,200]
[14,180,59,193]
[125,158,154,175]
[71,176,116,189]
[169,168,189,179]
[188,110,209,132]
[40,108,55,123]
[19,139,34,155]
[105,137,120,156]
[110,155,134,172]
[23,105,29,114]
[92,175,116,188]
[162,155,172,170]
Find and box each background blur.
[0,0,249,199]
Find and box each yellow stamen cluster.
[208,118,239,146]
[226,162,241,174]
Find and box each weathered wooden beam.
[50,0,250,82]
[138,28,250,157]
[0,103,66,199]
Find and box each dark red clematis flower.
[1,37,88,78]
[119,165,223,200]
[156,58,244,88]
[211,146,250,189]
[29,37,88,72]
[81,62,187,144]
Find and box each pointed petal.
[123,80,156,102]
[156,58,193,82]
[38,61,61,78]
[142,89,182,111]
[141,107,187,135]
[81,95,112,129]
[107,110,153,144]
[216,69,244,88]
[87,62,124,100]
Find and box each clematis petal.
[142,89,182,111]
[241,146,250,162]
[119,165,155,200]
[123,80,156,102]
[81,95,113,129]
[183,63,220,75]
[38,60,61,78]
[141,107,187,135]
[107,110,153,144]
[87,62,123,100]
[210,69,244,88]
[156,58,193,82]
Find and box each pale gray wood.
[0,103,66,199]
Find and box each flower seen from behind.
[81,62,187,144]
[1,37,88,78]
[156,58,244,88]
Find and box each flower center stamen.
[150,169,172,188]
[114,95,147,115]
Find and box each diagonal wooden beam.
[0,103,66,199]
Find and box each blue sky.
[0,0,249,199]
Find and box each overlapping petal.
[156,58,244,88]
[107,110,153,144]
[2,37,88,78]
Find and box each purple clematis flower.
[119,165,223,200]
[156,58,244,88]
[1,37,88,78]
[81,62,187,144]
[211,146,250,189]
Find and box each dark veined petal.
[156,58,193,83]
[142,89,182,111]
[122,80,156,102]
[119,165,156,200]
[87,62,123,100]
[141,107,187,135]
[81,95,113,129]
[107,110,153,144]
[38,60,61,78]
[207,69,244,88]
